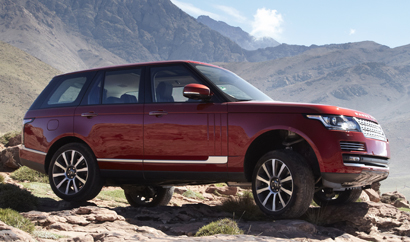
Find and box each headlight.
[306,115,360,131]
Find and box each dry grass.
[0,208,35,233]
[195,218,243,236]
[220,190,265,221]
[0,41,61,134]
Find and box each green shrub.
[399,207,410,213]
[21,182,55,199]
[11,166,49,183]
[214,183,227,187]
[182,189,204,200]
[0,183,38,212]
[97,189,128,203]
[220,190,265,220]
[0,208,35,233]
[0,131,20,145]
[195,218,243,237]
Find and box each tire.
[252,150,314,219]
[123,186,174,207]
[313,187,362,206]
[48,143,103,202]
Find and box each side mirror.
[183,84,213,100]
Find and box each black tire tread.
[252,150,314,219]
[124,186,174,207]
[48,143,103,202]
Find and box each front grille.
[340,141,366,151]
[355,118,387,141]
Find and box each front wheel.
[252,150,314,219]
[313,188,362,206]
[123,186,174,207]
[48,143,103,202]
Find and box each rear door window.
[82,68,142,105]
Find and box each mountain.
[0,0,314,73]
[197,15,280,50]
[0,0,409,198]
[217,41,410,198]
[0,0,247,72]
[0,41,61,134]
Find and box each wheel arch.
[243,128,322,182]
[44,136,92,175]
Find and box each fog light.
[347,156,361,162]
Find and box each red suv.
[20,61,390,218]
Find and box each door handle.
[149,111,168,117]
[81,112,98,118]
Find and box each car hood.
[227,101,378,123]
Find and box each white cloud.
[349,29,356,35]
[250,8,284,40]
[171,0,220,20]
[214,5,247,23]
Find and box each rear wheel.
[48,143,103,202]
[252,150,314,219]
[313,187,362,206]
[123,186,174,207]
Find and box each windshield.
[192,64,273,102]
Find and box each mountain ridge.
[197,15,280,50]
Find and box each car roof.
[56,60,218,77]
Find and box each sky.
[171,0,409,48]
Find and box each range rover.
[20,61,390,218]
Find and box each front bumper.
[322,166,389,189]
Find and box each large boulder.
[307,201,410,238]
[364,188,381,202]
[0,221,36,242]
[5,133,21,147]
[0,146,21,171]
[381,191,410,208]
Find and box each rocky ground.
[1,139,410,241]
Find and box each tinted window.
[193,64,272,102]
[47,77,86,105]
[150,65,202,103]
[82,69,142,105]
[35,72,95,109]
[103,69,141,104]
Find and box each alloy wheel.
[51,150,89,195]
[255,158,294,212]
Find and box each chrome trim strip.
[144,156,228,164]
[21,145,47,156]
[344,163,389,170]
[97,158,143,163]
[97,156,228,164]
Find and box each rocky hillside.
[0,165,409,241]
[197,15,280,50]
[218,41,410,198]
[0,0,327,73]
[0,41,60,134]
[0,0,248,72]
